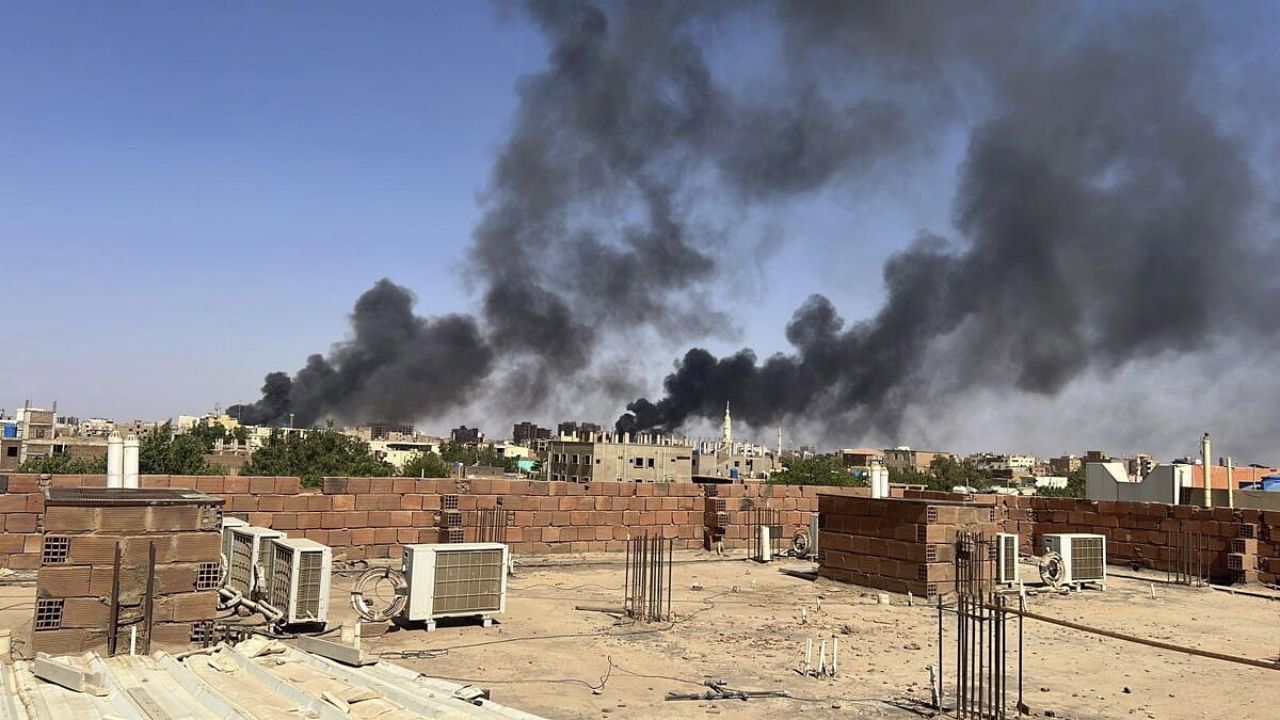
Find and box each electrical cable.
[423,656,615,692]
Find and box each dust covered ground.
[336,553,1280,720]
[2,553,1278,719]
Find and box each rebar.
[945,531,1020,719]
[624,532,673,622]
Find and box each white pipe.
[1226,456,1234,509]
[1201,433,1212,508]
[123,434,139,489]
[106,431,123,488]
[129,626,137,655]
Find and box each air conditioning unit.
[266,538,332,627]
[995,532,1019,585]
[402,543,508,629]
[1042,533,1107,590]
[220,517,249,567]
[226,526,286,597]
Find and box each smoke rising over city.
[234,1,1279,450]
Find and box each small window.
[5,447,15,457]
[571,454,579,464]
[647,458,655,468]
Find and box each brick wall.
[817,495,998,597]
[3,475,1279,588]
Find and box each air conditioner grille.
[432,548,504,614]
[296,550,324,619]
[229,534,255,593]
[269,543,293,612]
[1001,535,1017,579]
[1071,536,1105,580]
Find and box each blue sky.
[0,2,944,424]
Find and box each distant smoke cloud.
[230,280,492,426]
[233,2,1278,451]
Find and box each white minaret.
[721,402,732,448]
[106,430,123,488]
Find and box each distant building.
[548,434,693,483]
[370,438,441,470]
[556,421,603,441]
[884,447,953,473]
[1124,453,1156,477]
[512,421,551,444]
[840,448,885,470]
[450,425,485,445]
[1049,455,1081,475]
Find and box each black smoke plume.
[229,280,492,427]
[232,2,1276,440]
[617,2,1279,438]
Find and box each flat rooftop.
[3,552,1278,719]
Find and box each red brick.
[282,495,310,511]
[43,506,98,532]
[274,477,301,494]
[6,513,37,533]
[400,494,423,510]
[344,511,369,527]
[7,552,39,569]
[369,479,394,493]
[396,528,417,543]
[273,514,298,530]
[328,529,352,546]
[258,495,285,512]
[331,494,355,511]
[351,528,376,545]
[304,529,330,544]
[223,477,249,494]
[388,510,412,526]
[347,478,372,494]
[321,512,346,529]
[374,528,397,544]
[0,534,24,554]
[248,477,274,494]
[0,494,28,512]
[307,495,331,511]
[38,566,92,597]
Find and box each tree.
[186,422,250,451]
[17,453,107,474]
[241,428,393,487]
[400,451,452,478]
[769,455,863,487]
[139,423,219,475]
[437,441,518,472]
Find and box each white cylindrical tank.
[106,431,124,488]
[123,434,140,489]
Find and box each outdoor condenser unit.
[266,537,332,627]
[226,525,286,597]
[402,542,509,628]
[1042,533,1107,589]
[220,516,249,567]
[995,532,1019,585]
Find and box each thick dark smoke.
[230,280,492,427]
[237,0,919,425]
[617,2,1280,438]
[232,1,1276,441]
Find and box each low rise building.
[548,434,693,483]
[884,447,953,473]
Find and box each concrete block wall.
[702,484,886,549]
[3,475,1279,588]
[33,490,223,656]
[817,495,998,598]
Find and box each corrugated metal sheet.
[1,640,545,720]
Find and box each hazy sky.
[4,3,1278,462]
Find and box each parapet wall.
[2,476,1278,588]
